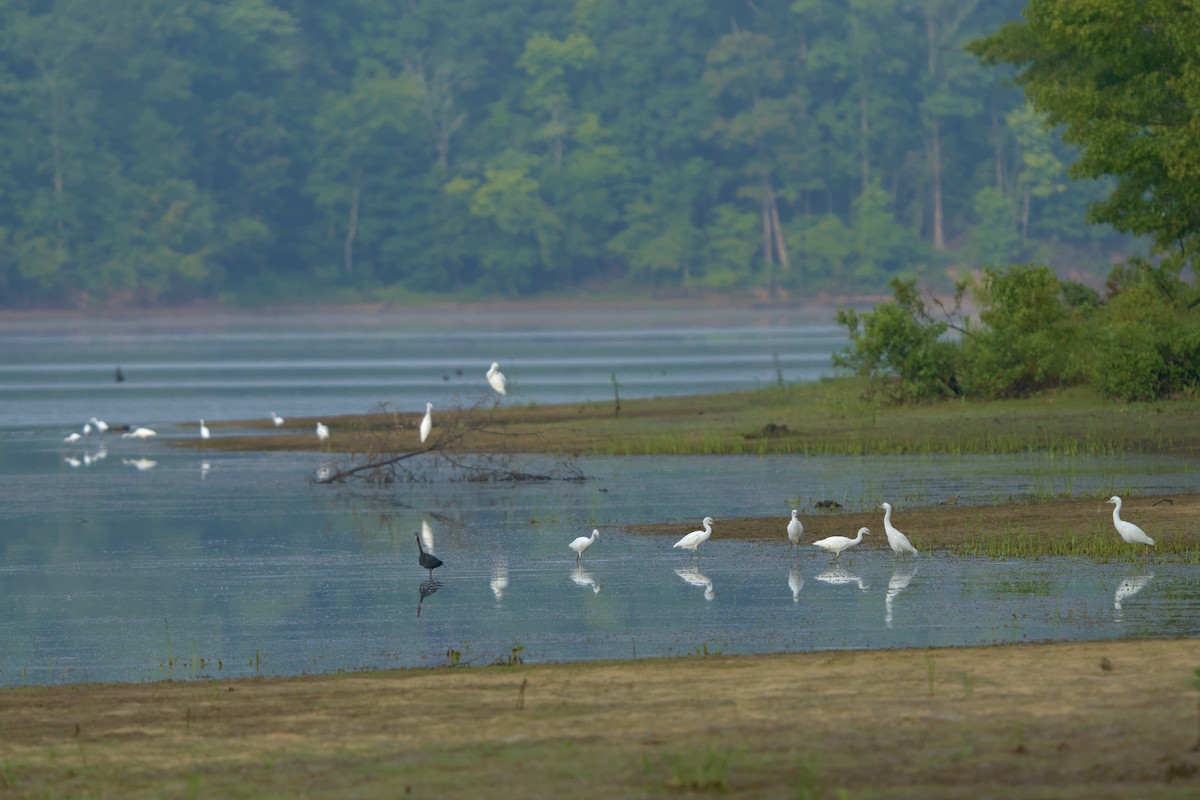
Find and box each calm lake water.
[0,308,1196,686]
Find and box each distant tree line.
[0,0,1138,307]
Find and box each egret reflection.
[490,559,509,602]
[788,567,804,602]
[417,579,443,617]
[814,567,868,592]
[1114,573,1153,616]
[571,565,601,594]
[123,458,157,471]
[675,566,714,600]
[420,519,435,553]
[885,568,917,628]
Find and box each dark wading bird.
[416,533,444,578]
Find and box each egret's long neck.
[883,506,892,526]
[1111,501,1122,524]
[853,530,863,544]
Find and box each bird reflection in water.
[417,579,443,617]
[1113,573,1153,617]
[420,519,435,553]
[814,567,868,592]
[675,566,714,601]
[788,567,804,602]
[885,568,917,628]
[123,458,157,471]
[490,559,509,602]
[571,564,601,594]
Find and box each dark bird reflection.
[1114,573,1153,617]
[571,564,601,594]
[675,566,714,601]
[885,567,917,628]
[417,579,443,617]
[788,567,804,603]
[814,567,868,592]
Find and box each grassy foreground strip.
[198,379,1200,457]
[2,640,1198,798]
[630,494,1200,560]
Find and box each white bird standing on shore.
[199,420,210,440]
[315,422,330,442]
[569,528,600,561]
[271,411,284,427]
[787,509,804,549]
[419,402,433,443]
[1106,496,1155,546]
[813,527,869,560]
[881,502,919,555]
[674,516,714,557]
[486,362,507,395]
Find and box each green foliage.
[834,278,961,401]
[0,0,1147,306]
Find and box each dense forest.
[0,0,1138,308]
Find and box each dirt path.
[3,639,1199,798]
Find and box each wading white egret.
[486,362,507,395]
[881,502,919,555]
[270,411,284,427]
[90,417,109,433]
[813,526,869,559]
[787,509,804,549]
[569,528,600,561]
[122,427,157,440]
[419,402,433,443]
[415,532,443,578]
[83,422,92,436]
[674,516,714,557]
[199,420,210,440]
[123,458,157,471]
[63,432,82,444]
[315,422,330,442]
[1106,496,1155,546]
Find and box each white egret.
[89,417,109,434]
[571,565,602,594]
[787,509,804,549]
[569,528,600,561]
[199,420,210,440]
[416,532,443,578]
[64,456,82,468]
[122,427,157,439]
[880,502,919,556]
[673,516,714,557]
[675,566,715,600]
[83,422,92,437]
[63,432,82,444]
[419,402,433,443]
[814,566,869,592]
[1114,573,1153,612]
[1106,496,1155,546]
[270,411,284,427]
[123,458,157,471]
[315,422,330,442]
[788,567,804,602]
[486,362,507,395]
[813,526,869,560]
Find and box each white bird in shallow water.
[787,509,804,549]
[63,432,82,444]
[569,528,600,561]
[419,402,433,443]
[315,422,330,442]
[1106,496,1155,546]
[199,419,210,440]
[813,527,869,560]
[122,427,157,440]
[270,411,284,427]
[673,516,715,557]
[486,362,507,395]
[881,502,919,555]
[90,417,109,433]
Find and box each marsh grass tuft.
[664,744,738,791]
